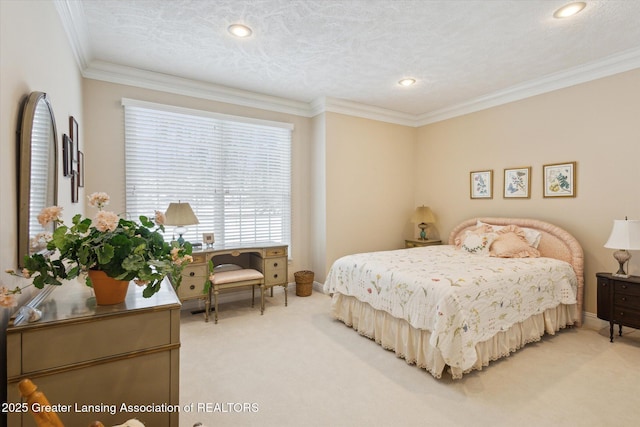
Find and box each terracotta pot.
[88,269,130,305]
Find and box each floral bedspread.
[323,245,577,371]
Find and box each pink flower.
[88,192,110,209]
[94,211,119,232]
[154,210,166,225]
[0,287,18,308]
[134,279,149,287]
[21,268,31,279]
[37,206,63,227]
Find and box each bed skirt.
[331,293,577,379]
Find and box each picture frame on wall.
[69,116,79,160]
[71,171,78,203]
[543,162,576,198]
[62,134,72,177]
[504,167,531,198]
[470,170,493,199]
[78,151,84,188]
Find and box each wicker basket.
[294,270,314,297]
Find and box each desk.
[6,278,180,426]
[176,243,288,322]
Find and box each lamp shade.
[604,219,640,250]
[410,206,435,224]
[164,202,199,226]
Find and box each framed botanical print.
[543,162,576,198]
[504,167,531,198]
[470,170,493,199]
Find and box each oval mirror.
[18,91,58,268]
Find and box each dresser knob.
[274,274,278,279]
[190,272,195,277]
[190,285,195,290]
[274,262,278,267]
[621,297,627,301]
[622,284,627,289]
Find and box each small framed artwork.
[69,116,79,159]
[62,134,72,177]
[203,233,215,247]
[543,162,576,198]
[470,170,493,199]
[504,167,531,198]
[71,171,79,203]
[78,151,84,187]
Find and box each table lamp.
[410,206,435,240]
[604,217,640,278]
[164,201,199,245]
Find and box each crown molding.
[54,0,91,70]
[83,61,312,117]
[416,46,640,126]
[311,97,418,127]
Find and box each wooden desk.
[6,278,180,426]
[175,243,288,322]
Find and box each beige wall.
[82,79,314,280]
[322,112,417,280]
[415,68,640,316]
[0,0,84,410]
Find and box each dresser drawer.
[614,281,640,296]
[264,256,287,286]
[614,293,640,308]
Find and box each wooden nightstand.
[596,272,640,342]
[405,239,442,248]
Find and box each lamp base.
[612,249,631,278]
[418,223,428,240]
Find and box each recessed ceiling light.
[228,24,252,38]
[398,78,416,87]
[553,2,586,18]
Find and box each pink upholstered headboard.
[449,217,584,326]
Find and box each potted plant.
[4,192,193,306]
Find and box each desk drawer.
[264,256,287,286]
[179,265,208,299]
[266,247,287,257]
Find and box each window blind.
[123,101,292,248]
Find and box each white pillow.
[476,220,542,248]
[460,230,498,255]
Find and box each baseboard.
[581,311,607,330]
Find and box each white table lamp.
[604,218,640,278]
[164,202,199,245]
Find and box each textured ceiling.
[69,0,640,118]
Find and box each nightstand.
[596,272,640,342]
[405,239,442,248]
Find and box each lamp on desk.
[604,217,640,278]
[164,201,199,245]
[410,206,435,240]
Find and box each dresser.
[6,278,180,426]
[176,243,288,322]
[596,272,640,342]
[405,239,442,248]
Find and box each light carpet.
[179,289,640,427]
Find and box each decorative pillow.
[477,220,542,248]
[454,224,493,248]
[460,229,498,255]
[489,230,541,258]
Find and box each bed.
[323,217,584,379]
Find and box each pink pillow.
[490,230,540,258]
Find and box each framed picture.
[470,170,493,199]
[71,171,78,203]
[78,151,84,187]
[69,116,79,161]
[504,167,531,198]
[543,162,576,198]
[62,134,72,177]
[202,233,215,247]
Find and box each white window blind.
[123,100,292,248]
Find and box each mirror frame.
[17,91,58,268]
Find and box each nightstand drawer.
[614,281,640,296]
[614,293,640,307]
[612,306,640,329]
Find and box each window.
[123,99,292,248]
